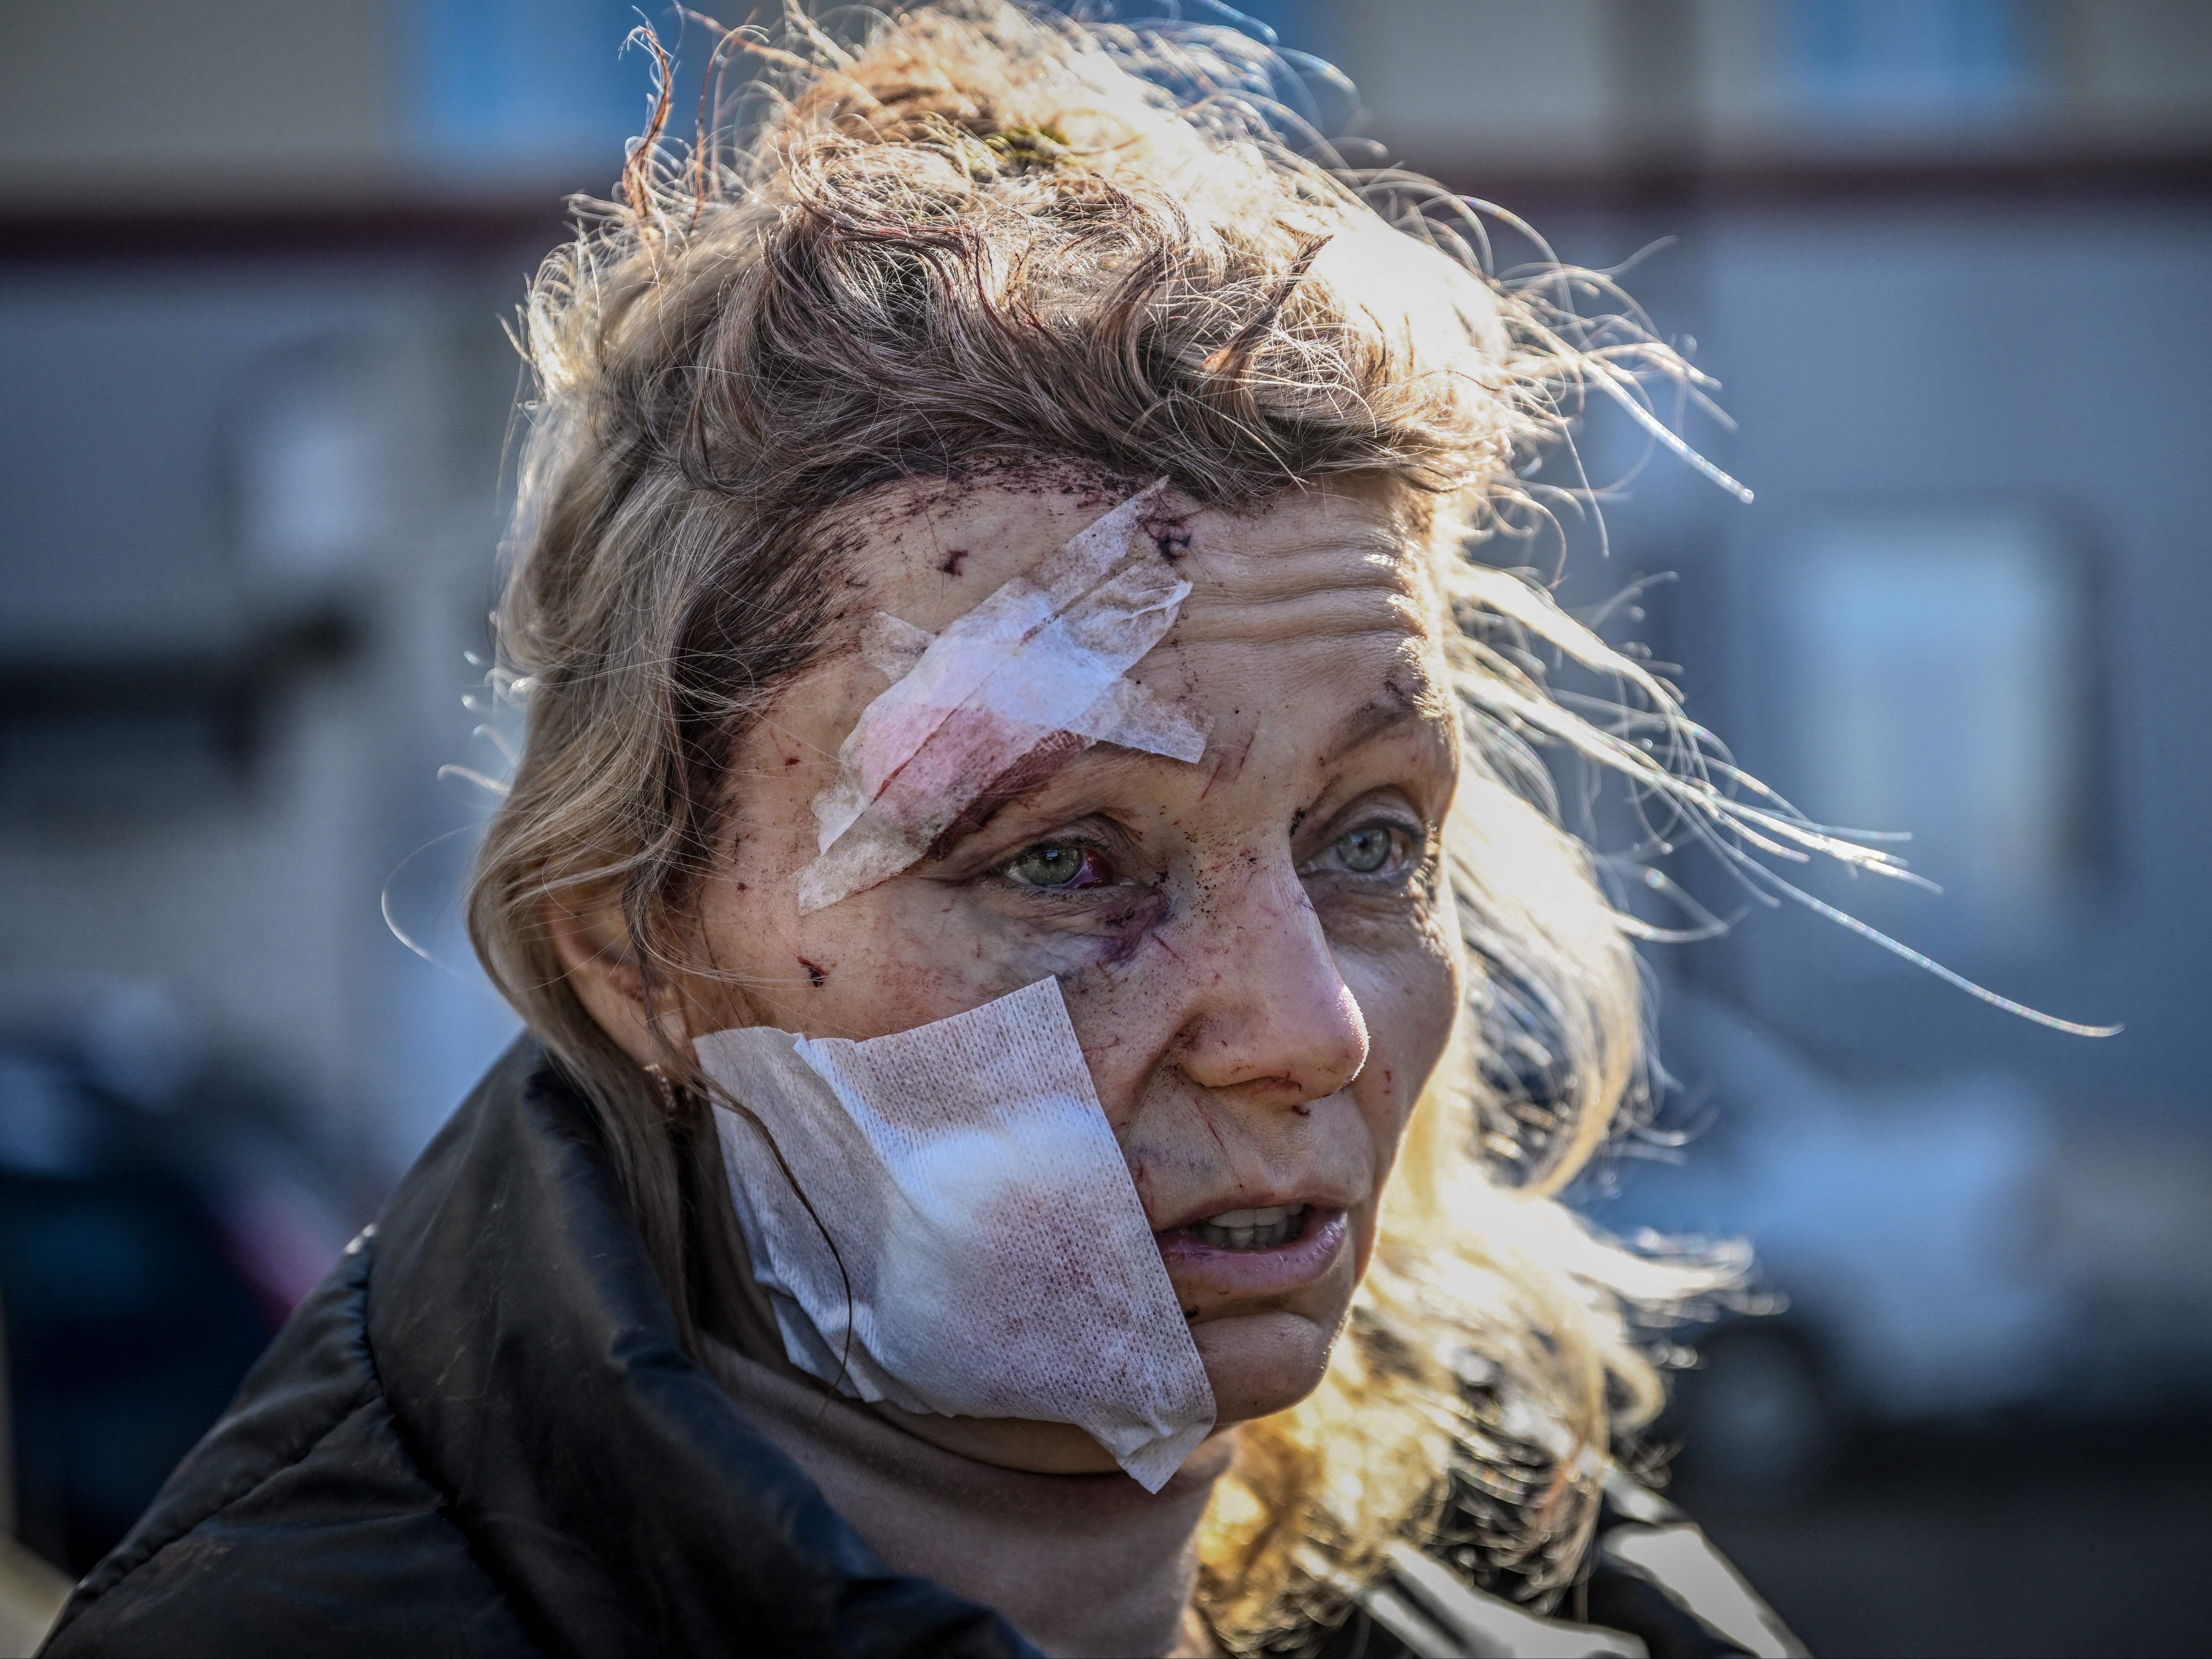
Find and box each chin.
[1189,1305,1342,1426]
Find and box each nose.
[1172,854,1369,1106]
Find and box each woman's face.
[572,473,1464,1469]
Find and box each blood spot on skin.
[1193,1102,1235,1163]
[1198,728,1255,799]
[1126,1152,1156,1209]
[938,549,968,576]
[783,754,800,766]
[798,958,827,988]
[1139,506,1194,561]
[1290,807,1309,834]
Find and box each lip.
[1153,1205,1351,1300]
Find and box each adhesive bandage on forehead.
[695,978,1217,1491]
[797,481,1209,913]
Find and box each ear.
[545,891,668,1068]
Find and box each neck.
[705,1339,1231,1657]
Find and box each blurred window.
[1785,0,2038,126]
[242,374,385,579]
[408,0,682,179]
[235,353,385,583]
[1777,505,2090,954]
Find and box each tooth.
[1186,1203,1314,1247]
[1204,1204,1298,1229]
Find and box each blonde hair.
[466,2,1843,1646]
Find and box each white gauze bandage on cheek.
[796,481,1208,913]
[694,977,1217,1491]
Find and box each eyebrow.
[918,729,1089,860]
[917,726,1202,865]
[1318,682,1442,766]
[923,680,1450,862]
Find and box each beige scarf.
[705,1336,1227,1657]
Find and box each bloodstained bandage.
[696,976,1218,1490]
[797,482,1209,912]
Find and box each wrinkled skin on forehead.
[557,469,1464,1477]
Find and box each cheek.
[1342,913,1460,1177]
[1050,906,1259,1144]
[691,860,1007,1039]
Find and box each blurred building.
[1,2,2209,1648]
[1294,0,2212,1448]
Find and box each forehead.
[819,470,1440,655]
[748,472,1456,889]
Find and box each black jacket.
[41,1041,1032,1658]
[41,1042,1769,1658]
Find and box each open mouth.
[1186,1204,1308,1251]
[1156,1203,1349,1297]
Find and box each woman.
[42,6,1814,1655]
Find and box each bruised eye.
[1335,826,1397,874]
[1004,842,1117,891]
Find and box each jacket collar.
[364,1038,1035,1658]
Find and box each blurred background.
[0,2,2205,1654]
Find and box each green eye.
[1006,843,1112,890]
[1336,826,1397,874]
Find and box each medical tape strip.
[797,482,1209,912]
